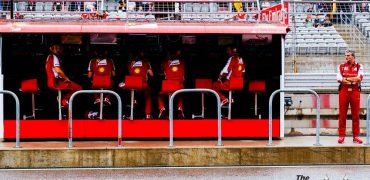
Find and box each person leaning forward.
[336,49,364,144]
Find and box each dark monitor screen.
[90,33,117,45]
[61,34,83,45]
[182,35,196,45]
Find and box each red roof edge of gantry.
[0,21,289,34]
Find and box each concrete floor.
[0,166,369,179]
[1,136,368,150]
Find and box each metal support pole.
[268,89,321,146]
[68,90,123,148]
[99,92,103,120]
[228,91,232,120]
[32,93,35,118]
[192,92,205,119]
[58,90,62,120]
[0,91,21,148]
[130,90,134,120]
[365,94,370,145]
[169,89,222,147]
[254,92,258,117]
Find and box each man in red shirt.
[158,49,185,119]
[88,49,116,105]
[337,49,364,144]
[45,44,82,108]
[119,50,154,119]
[213,47,245,106]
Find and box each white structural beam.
[0,35,4,139]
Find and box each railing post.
[68,90,122,148]
[365,94,370,145]
[0,90,21,148]
[268,88,321,146]
[169,89,222,147]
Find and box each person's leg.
[213,81,228,102]
[338,89,350,138]
[176,95,184,118]
[158,92,166,111]
[349,90,361,138]
[157,91,167,118]
[60,81,82,106]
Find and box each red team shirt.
[127,60,152,80]
[88,58,115,76]
[220,56,245,79]
[163,59,185,81]
[336,62,364,84]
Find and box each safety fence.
[0,90,21,148]
[268,88,321,146]
[67,90,123,148]
[8,87,370,148]
[168,89,223,147]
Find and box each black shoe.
[158,108,166,119]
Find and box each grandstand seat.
[17,2,27,11]
[327,43,338,55]
[23,14,34,19]
[309,43,319,55]
[118,12,127,19]
[209,3,218,13]
[317,43,328,54]
[35,2,44,11]
[44,2,53,11]
[297,43,310,55]
[248,80,265,117]
[145,15,155,20]
[20,79,38,119]
[106,2,116,12]
[193,3,201,12]
[108,12,119,20]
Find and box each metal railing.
[341,13,368,54]
[169,88,222,147]
[268,88,321,146]
[365,94,370,145]
[67,90,122,148]
[0,90,21,148]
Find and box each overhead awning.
[0,22,289,34]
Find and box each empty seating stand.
[286,15,348,56]
[285,73,370,93]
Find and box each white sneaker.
[118,82,125,88]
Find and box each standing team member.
[158,49,185,119]
[88,49,116,105]
[119,50,154,119]
[337,49,364,144]
[213,47,245,106]
[45,44,82,108]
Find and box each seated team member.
[119,50,154,119]
[213,47,245,106]
[88,49,116,106]
[158,49,185,119]
[45,44,83,108]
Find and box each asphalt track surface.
[0,165,368,179]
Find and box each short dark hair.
[345,49,356,58]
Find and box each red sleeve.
[227,57,237,72]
